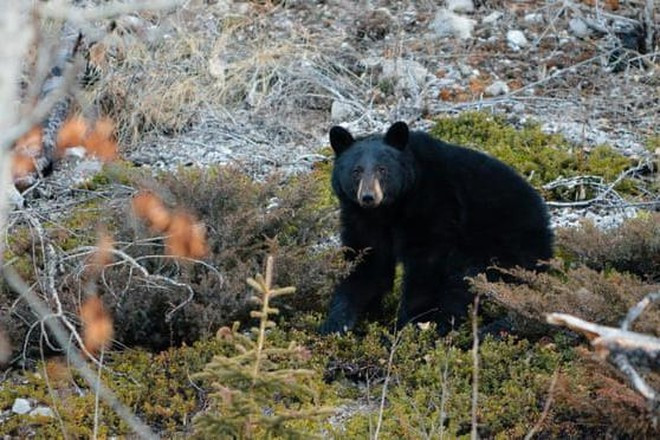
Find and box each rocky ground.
[29,0,655,229]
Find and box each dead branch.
[643,0,656,56]
[544,159,655,208]
[547,291,659,405]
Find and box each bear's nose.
[360,194,375,206]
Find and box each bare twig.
[471,295,480,440]
[544,159,653,208]
[524,370,559,440]
[622,292,660,331]
[643,0,656,56]
[373,331,401,440]
[70,245,197,322]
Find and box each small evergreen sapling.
[193,256,334,439]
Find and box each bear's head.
[329,122,414,209]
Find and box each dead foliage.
[11,126,43,179]
[553,350,658,438]
[473,213,660,338]
[557,213,660,281]
[56,116,119,161]
[0,328,11,366]
[472,262,659,338]
[80,295,114,354]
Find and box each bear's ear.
[384,121,409,150]
[329,126,355,156]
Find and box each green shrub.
[430,112,636,199]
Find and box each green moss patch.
[430,112,638,199]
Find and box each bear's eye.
[352,167,363,178]
[376,166,387,176]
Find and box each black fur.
[320,122,553,335]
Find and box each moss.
[0,338,225,438]
[430,112,636,199]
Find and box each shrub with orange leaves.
[80,295,114,353]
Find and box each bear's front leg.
[398,251,477,335]
[319,213,394,334]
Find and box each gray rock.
[429,9,476,40]
[507,30,528,50]
[331,101,355,123]
[29,406,54,418]
[12,398,31,415]
[569,17,590,38]
[524,13,543,24]
[446,0,474,13]
[485,80,510,97]
[381,59,429,93]
[482,11,503,25]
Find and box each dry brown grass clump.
[84,3,363,148]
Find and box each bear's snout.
[357,175,384,208]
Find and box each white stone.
[429,9,476,40]
[7,184,24,208]
[524,13,543,23]
[331,101,355,122]
[381,59,429,93]
[482,11,503,25]
[12,398,31,415]
[446,0,474,13]
[29,406,54,418]
[507,30,528,50]
[485,80,510,96]
[569,17,590,38]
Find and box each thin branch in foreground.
[2,268,158,440]
[471,295,480,440]
[524,369,559,440]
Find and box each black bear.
[319,121,553,335]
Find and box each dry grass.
[85,4,367,149]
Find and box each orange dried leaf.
[11,154,36,179]
[91,231,115,269]
[468,78,486,95]
[80,296,113,353]
[165,212,193,258]
[14,126,43,155]
[131,191,172,232]
[438,88,453,101]
[57,117,88,153]
[188,222,209,259]
[85,118,118,161]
